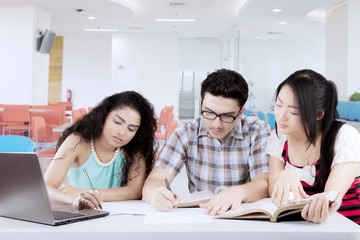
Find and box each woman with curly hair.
[44,91,157,209]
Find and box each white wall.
[61,36,113,109]
[0,4,49,105]
[326,2,348,101]
[112,33,179,118]
[32,7,51,105]
[239,38,325,112]
[347,0,360,96]
[178,38,220,72]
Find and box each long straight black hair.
[275,69,344,186]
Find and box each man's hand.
[150,186,183,211]
[199,186,243,216]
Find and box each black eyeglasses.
[201,108,242,123]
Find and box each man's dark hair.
[201,69,248,107]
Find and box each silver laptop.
[0,152,109,226]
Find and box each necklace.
[292,141,315,166]
[90,138,119,167]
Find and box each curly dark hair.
[57,91,157,186]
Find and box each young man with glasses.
[143,69,270,215]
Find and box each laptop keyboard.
[52,210,85,220]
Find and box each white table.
[29,109,52,113]
[52,122,72,132]
[0,108,51,113]
[0,202,359,240]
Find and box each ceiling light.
[278,21,287,25]
[268,32,282,35]
[88,16,95,20]
[84,28,119,32]
[272,9,282,13]
[155,18,196,22]
[255,36,262,39]
[169,2,187,7]
[129,27,144,30]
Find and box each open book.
[177,190,215,208]
[215,190,338,222]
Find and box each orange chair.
[156,107,169,133]
[57,101,73,118]
[165,119,177,139]
[31,116,56,160]
[31,104,69,142]
[3,105,31,136]
[79,108,87,117]
[0,104,4,135]
[57,101,73,111]
[155,117,177,142]
[31,116,47,143]
[72,110,82,123]
[154,151,160,161]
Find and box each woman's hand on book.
[271,169,309,207]
[200,186,243,216]
[301,195,330,223]
[150,186,183,211]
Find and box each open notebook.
[0,152,109,226]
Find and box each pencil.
[83,168,103,210]
[164,177,172,192]
[164,178,177,208]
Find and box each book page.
[177,190,215,207]
[288,190,339,204]
[217,198,278,218]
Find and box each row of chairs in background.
[0,104,93,173]
[0,103,71,141]
[244,109,276,130]
[0,103,94,136]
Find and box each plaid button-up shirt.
[155,116,270,193]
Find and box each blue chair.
[257,111,266,121]
[244,109,252,116]
[0,135,35,152]
[336,101,354,120]
[347,102,360,122]
[267,112,276,130]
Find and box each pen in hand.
[164,177,172,192]
[83,168,103,210]
[164,178,177,208]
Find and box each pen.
[83,168,103,210]
[164,178,177,208]
[164,177,172,192]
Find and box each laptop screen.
[0,152,108,225]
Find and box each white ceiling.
[0,0,346,39]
